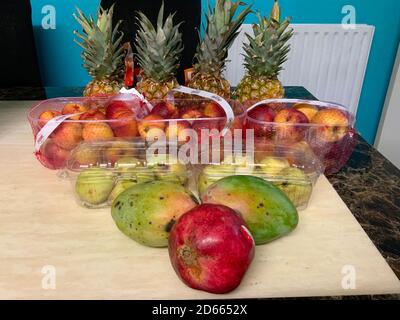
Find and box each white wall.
[375,45,400,168]
[225,24,374,116]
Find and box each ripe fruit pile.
[139,99,240,141]
[245,101,355,173]
[246,102,350,142]
[31,94,244,170]
[35,97,145,169]
[109,175,297,294]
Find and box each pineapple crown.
[73,5,125,81]
[243,1,293,78]
[135,2,184,83]
[193,0,252,76]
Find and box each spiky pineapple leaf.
[193,0,252,76]
[73,4,124,80]
[242,13,293,78]
[135,2,183,82]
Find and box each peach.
[293,103,319,121]
[150,101,179,119]
[274,109,309,142]
[105,100,131,119]
[165,120,192,142]
[105,141,136,165]
[311,108,350,143]
[246,105,276,138]
[181,109,204,120]
[112,118,139,138]
[79,108,106,121]
[38,110,62,128]
[203,102,225,118]
[40,139,70,169]
[285,140,316,170]
[62,103,88,120]
[82,123,114,142]
[52,122,83,150]
[138,114,166,140]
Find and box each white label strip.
[35,88,151,152]
[34,113,83,152]
[171,86,235,136]
[119,87,153,111]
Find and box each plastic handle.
[119,87,153,111]
[170,86,235,136]
[246,98,349,113]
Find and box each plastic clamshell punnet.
[27,95,245,170]
[245,99,356,174]
[64,139,193,209]
[196,139,324,210]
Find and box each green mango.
[201,175,298,245]
[75,168,114,206]
[111,181,198,247]
[108,179,138,204]
[274,167,312,208]
[197,164,236,195]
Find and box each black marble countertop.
[1,86,399,299]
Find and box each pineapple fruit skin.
[84,78,122,97]
[136,78,179,100]
[235,76,284,103]
[188,73,231,99]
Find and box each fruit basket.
[136,97,246,142]
[28,93,246,170]
[245,99,356,174]
[64,139,194,208]
[196,140,324,210]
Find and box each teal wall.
[31,0,100,87]
[31,0,400,143]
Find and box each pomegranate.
[168,204,255,294]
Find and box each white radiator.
[225,24,375,115]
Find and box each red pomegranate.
[168,204,255,294]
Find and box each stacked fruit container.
[27,91,354,210]
[244,99,356,174]
[27,93,245,170]
[63,138,323,210]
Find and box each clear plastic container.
[245,99,356,174]
[195,140,324,210]
[28,96,245,170]
[64,139,193,208]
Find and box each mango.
[111,181,198,247]
[75,168,114,206]
[201,175,298,245]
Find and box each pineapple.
[188,0,251,98]
[135,3,183,100]
[73,5,124,97]
[235,0,293,103]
